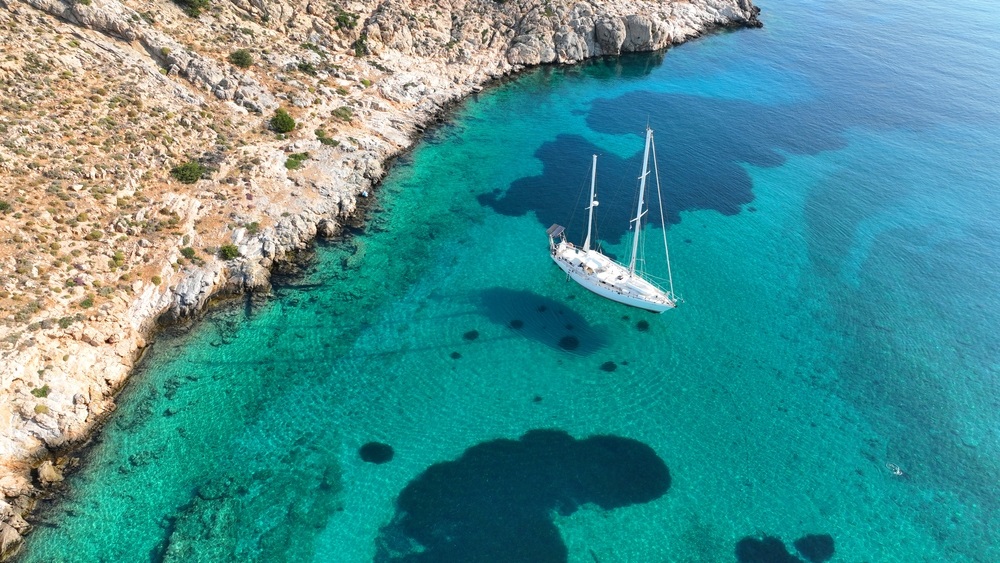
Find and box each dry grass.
[0,0,384,349]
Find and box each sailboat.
[546,126,678,313]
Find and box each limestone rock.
[0,522,22,560]
[317,218,339,239]
[36,460,64,485]
[226,261,271,293]
[595,17,628,55]
[622,15,661,51]
[166,265,222,320]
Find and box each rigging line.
[598,154,633,239]
[651,131,676,299]
[565,161,591,238]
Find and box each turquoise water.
[22,0,1000,561]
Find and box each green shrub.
[316,129,339,146]
[352,33,368,57]
[0,201,11,213]
[335,10,358,30]
[151,275,162,285]
[172,0,209,17]
[31,385,50,398]
[85,230,103,241]
[269,108,296,134]
[170,160,207,184]
[228,49,253,69]
[297,61,317,76]
[58,316,74,329]
[219,244,240,260]
[34,404,49,415]
[332,106,353,122]
[285,152,310,170]
[110,250,126,269]
[246,221,260,235]
[80,294,95,308]
[180,247,196,259]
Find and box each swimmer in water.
[886,462,910,480]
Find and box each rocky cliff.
[0,0,760,556]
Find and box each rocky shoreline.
[0,0,760,556]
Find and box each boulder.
[226,261,271,293]
[317,218,339,239]
[0,522,22,560]
[595,17,627,54]
[36,460,64,485]
[622,15,659,52]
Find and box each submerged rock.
[793,534,835,563]
[558,336,580,350]
[376,429,669,560]
[735,535,801,563]
[359,442,394,464]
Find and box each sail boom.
[629,209,648,224]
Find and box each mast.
[629,127,653,274]
[583,154,598,251]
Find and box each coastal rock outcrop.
[164,264,223,322]
[34,461,62,486]
[0,0,761,556]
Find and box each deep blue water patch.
[481,87,852,243]
[479,134,671,245]
[558,336,580,351]
[793,534,835,563]
[360,442,395,464]
[374,429,670,562]
[736,533,835,563]
[735,535,801,563]
[478,288,607,355]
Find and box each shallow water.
[21,0,1000,561]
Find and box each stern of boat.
[546,224,566,253]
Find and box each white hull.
[551,242,675,313]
